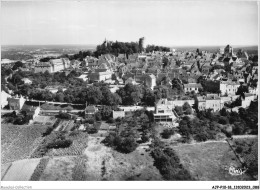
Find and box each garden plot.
[33,116,56,125]
[55,120,75,131]
[2,158,41,181]
[46,132,88,157]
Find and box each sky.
[1,0,258,46]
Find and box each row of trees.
[150,138,193,180]
[145,45,170,53]
[9,70,82,89]
[26,84,122,105]
[2,111,31,125]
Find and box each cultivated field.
[54,120,75,131]
[172,141,252,181]
[46,132,88,157]
[38,136,162,181]
[1,124,47,164]
[2,158,41,181]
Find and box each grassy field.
[82,136,162,181]
[172,141,252,181]
[1,124,47,164]
[2,158,41,181]
[39,156,78,181]
[1,163,12,180]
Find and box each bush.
[235,146,243,154]
[102,133,116,147]
[218,116,229,125]
[107,117,115,123]
[141,134,150,143]
[115,117,122,123]
[42,119,60,137]
[161,128,175,139]
[58,112,71,119]
[47,139,72,149]
[88,118,95,124]
[233,122,245,135]
[86,126,98,134]
[194,133,208,142]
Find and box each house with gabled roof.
[85,104,98,119]
[219,81,240,96]
[183,83,202,94]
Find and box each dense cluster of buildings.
[1,42,258,124]
[34,58,70,73]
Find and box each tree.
[100,86,121,106]
[236,85,248,99]
[142,88,156,106]
[12,61,24,70]
[99,106,113,120]
[220,108,228,116]
[185,108,192,115]
[86,86,103,105]
[174,106,183,116]
[95,112,102,121]
[233,122,245,135]
[116,136,138,153]
[56,92,65,102]
[162,57,169,68]
[116,83,142,105]
[182,102,192,114]
[218,116,229,125]
[172,78,184,94]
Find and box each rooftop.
[184,83,202,88]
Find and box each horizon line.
[2,44,258,47]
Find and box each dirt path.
[83,136,111,180]
[173,140,227,147]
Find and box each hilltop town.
[1,38,258,181]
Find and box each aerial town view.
[1,0,258,188]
